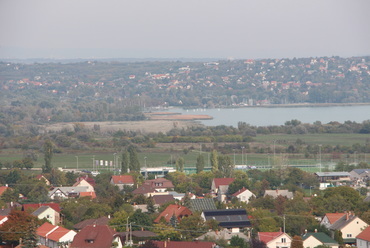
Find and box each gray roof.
[31,206,51,216]
[264,189,293,199]
[203,209,251,228]
[198,229,248,241]
[329,214,356,230]
[315,172,350,177]
[190,198,217,212]
[351,169,370,175]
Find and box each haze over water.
[172,105,370,127]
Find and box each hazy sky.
[1,0,369,59]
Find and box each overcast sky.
[1,0,369,59]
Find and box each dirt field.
[44,120,203,134]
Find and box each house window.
[281,238,286,243]
[347,234,352,238]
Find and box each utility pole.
[283,214,286,233]
[125,217,129,246]
[319,144,322,173]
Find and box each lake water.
[170,105,370,127]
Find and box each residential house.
[202,209,251,233]
[302,232,339,248]
[189,198,217,212]
[110,175,135,190]
[153,195,175,207]
[264,189,293,199]
[232,187,255,203]
[356,225,370,248]
[73,176,95,192]
[48,186,91,199]
[70,224,122,248]
[211,178,235,194]
[154,204,192,223]
[23,203,61,225]
[0,215,8,226]
[258,231,292,248]
[197,228,248,243]
[350,169,370,181]
[320,213,346,229]
[73,216,110,231]
[36,175,50,185]
[76,175,96,187]
[145,178,174,192]
[37,222,76,248]
[133,178,174,197]
[315,172,351,189]
[32,206,60,225]
[329,212,368,245]
[118,230,157,246]
[152,240,216,248]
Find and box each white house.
[32,206,60,225]
[356,225,370,248]
[37,222,76,248]
[258,231,292,248]
[302,232,339,248]
[232,187,255,203]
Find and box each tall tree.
[21,221,38,248]
[128,146,140,172]
[196,154,205,173]
[290,235,304,248]
[218,155,233,177]
[175,157,185,172]
[42,139,53,173]
[121,150,130,173]
[210,150,219,173]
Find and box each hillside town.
[0,163,370,248]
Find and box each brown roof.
[36,222,58,238]
[153,195,175,205]
[70,225,118,248]
[154,204,192,223]
[79,191,97,199]
[23,203,61,213]
[146,178,174,189]
[111,175,135,185]
[213,178,235,188]
[132,183,156,195]
[73,216,110,230]
[153,240,215,248]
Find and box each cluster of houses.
[0,170,370,248]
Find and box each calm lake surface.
[170,105,370,127]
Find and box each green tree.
[108,210,129,232]
[22,157,34,170]
[21,221,38,248]
[121,150,130,173]
[210,150,219,173]
[42,139,53,173]
[196,154,205,173]
[230,235,249,248]
[128,146,140,172]
[218,155,233,177]
[175,157,185,172]
[152,223,181,241]
[334,230,343,245]
[147,196,156,214]
[130,209,152,231]
[178,214,206,240]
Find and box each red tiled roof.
[232,187,248,197]
[325,213,346,225]
[0,186,9,196]
[258,231,284,244]
[37,222,58,238]
[213,178,235,188]
[153,240,215,248]
[23,203,61,213]
[357,225,370,241]
[75,176,96,186]
[132,184,156,195]
[79,192,96,199]
[70,225,117,248]
[146,178,174,189]
[111,175,135,184]
[47,226,72,241]
[154,204,192,223]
